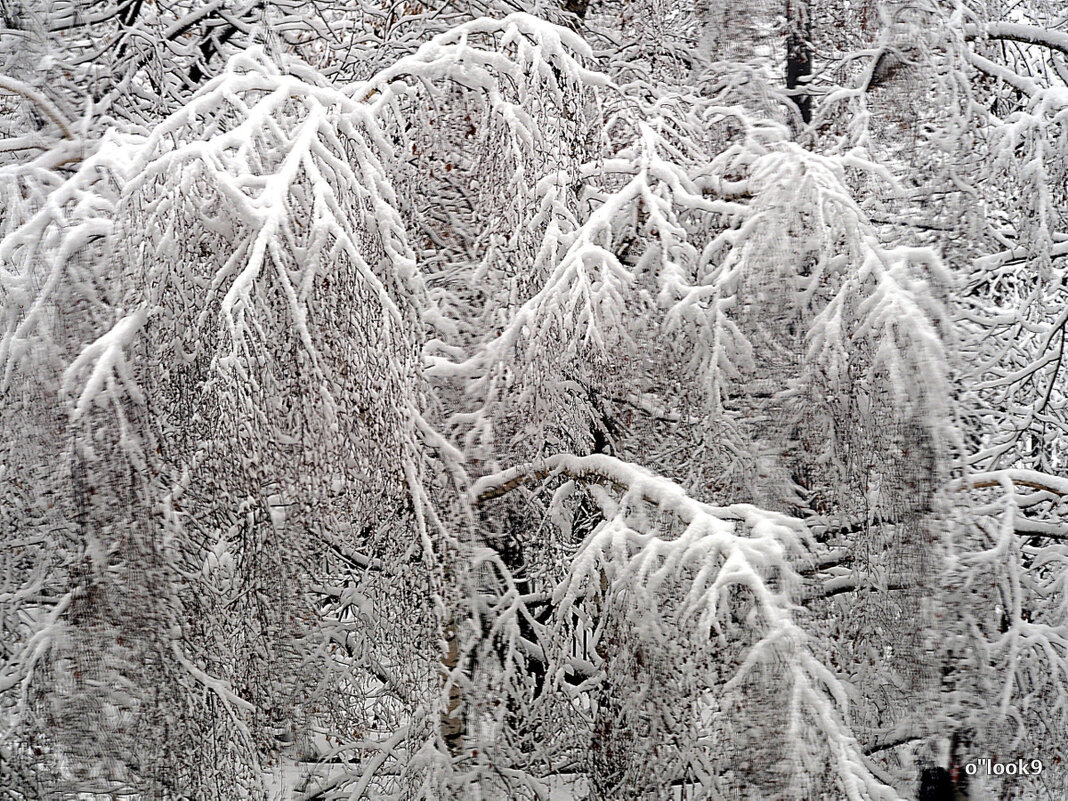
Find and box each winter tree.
[1,0,1066,799]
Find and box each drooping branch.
[962,50,1040,96]
[0,75,75,139]
[470,453,802,530]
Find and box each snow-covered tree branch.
[1,1,1066,800]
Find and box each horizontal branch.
[1013,518,1068,541]
[951,469,1068,497]
[471,460,626,505]
[965,22,1068,59]
[806,576,914,601]
[863,727,923,755]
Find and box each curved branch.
[965,22,1068,59]
[952,469,1068,497]
[470,453,797,529]
[0,75,75,139]
[963,50,1040,96]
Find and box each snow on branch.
[964,22,1068,59]
[474,452,900,800]
[61,308,147,420]
[953,469,1068,497]
[429,117,741,392]
[940,468,1068,783]
[471,452,802,528]
[964,50,1042,97]
[0,132,134,387]
[354,13,610,109]
[0,74,75,140]
[666,134,952,438]
[109,47,435,507]
[124,47,424,362]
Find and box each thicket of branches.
[1,0,1066,799]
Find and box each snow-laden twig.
[0,74,75,140]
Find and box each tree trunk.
[440,618,464,757]
[786,0,812,123]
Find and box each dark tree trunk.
[563,0,589,19]
[785,0,812,123]
[919,766,954,801]
[187,21,241,86]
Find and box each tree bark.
[786,0,812,124]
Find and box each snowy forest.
[1,0,1067,799]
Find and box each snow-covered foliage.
[1,1,1066,800]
